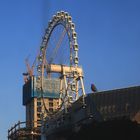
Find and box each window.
[37,106,41,112]
[37,101,41,106]
[37,113,41,118]
[49,108,53,112]
[49,102,53,107]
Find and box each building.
[8,76,60,140]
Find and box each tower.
[23,76,60,128]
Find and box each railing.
[8,121,41,140]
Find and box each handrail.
[8,120,41,137]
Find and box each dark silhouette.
[91,83,97,92]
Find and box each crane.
[23,56,37,83]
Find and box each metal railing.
[8,121,41,140]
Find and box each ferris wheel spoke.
[49,28,67,64]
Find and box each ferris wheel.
[35,11,85,114]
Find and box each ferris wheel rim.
[39,11,79,69]
[35,11,82,116]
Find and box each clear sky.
[0,0,140,139]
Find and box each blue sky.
[0,0,140,139]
